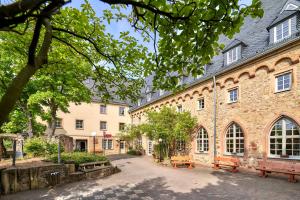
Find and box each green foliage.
[127,149,143,156]
[24,137,63,157]
[129,107,197,157]
[3,139,13,149]
[48,152,107,165]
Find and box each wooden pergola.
[0,133,18,166]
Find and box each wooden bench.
[78,160,110,172]
[255,160,300,183]
[212,156,240,172]
[171,155,194,169]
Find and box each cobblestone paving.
[2,156,300,200]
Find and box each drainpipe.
[213,76,217,160]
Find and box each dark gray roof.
[268,10,298,28]
[222,39,247,53]
[130,0,300,112]
[84,79,131,106]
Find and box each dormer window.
[159,89,164,96]
[146,93,151,102]
[137,98,141,106]
[274,19,291,43]
[226,47,238,65]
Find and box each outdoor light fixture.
[158,138,163,162]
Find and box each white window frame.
[274,19,291,43]
[100,104,107,114]
[119,123,125,131]
[275,72,292,92]
[225,123,244,156]
[196,128,209,153]
[269,118,300,160]
[137,99,141,106]
[55,119,62,129]
[103,139,113,150]
[226,47,238,65]
[119,106,125,116]
[100,121,107,130]
[197,98,205,110]
[146,93,151,102]
[228,88,238,103]
[159,89,164,96]
[75,119,84,129]
[177,104,183,112]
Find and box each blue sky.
[68,0,253,51]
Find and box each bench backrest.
[215,156,239,164]
[293,163,300,172]
[171,155,191,162]
[258,160,294,171]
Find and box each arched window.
[196,127,209,153]
[270,118,300,159]
[225,123,244,155]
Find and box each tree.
[0,0,264,127]
[126,107,197,157]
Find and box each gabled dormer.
[268,9,300,44]
[222,39,246,66]
[280,0,299,13]
[145,86,152,102]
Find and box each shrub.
[24,137,63,157]
[127,149,142,156]
[48,152,107,165]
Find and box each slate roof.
[84,79,131,106]
[130,0,300,112]
[222,39,247,53]
[268,10,298,28]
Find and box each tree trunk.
[47,99,58,138]
[0,18,52,128]
[0,64,39,127]
[27,111,34,138]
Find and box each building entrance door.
[76,140,87,152]
[148,140,153,156]
[120,141,126,154]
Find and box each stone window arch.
[225,123,244,156]
[196,127,209,153]
[269,117,300,159]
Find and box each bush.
[24,137,63,157]
[127,149,142,156]
[48,152,107,165]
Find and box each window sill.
[56,127,63,129]
[274,88,291,94]
[75,128,84,130]
[197,108,204,111]
[227,101,238,105]
[195,151,208,154]
[268,155,300,160]
[223,153,244,157]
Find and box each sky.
[67,0,253,51]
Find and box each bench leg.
[231,166,239,173]
[259,170,267,178]
[188,163,193,169]
[288,174,297,183]
[213,164,220,170]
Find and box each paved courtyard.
[2,156,300,200]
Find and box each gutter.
[129,33,300,114]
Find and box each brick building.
[130,0,300,167]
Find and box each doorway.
[120,140,126,154]
[147,140,153,156]
[75,140,87,152]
